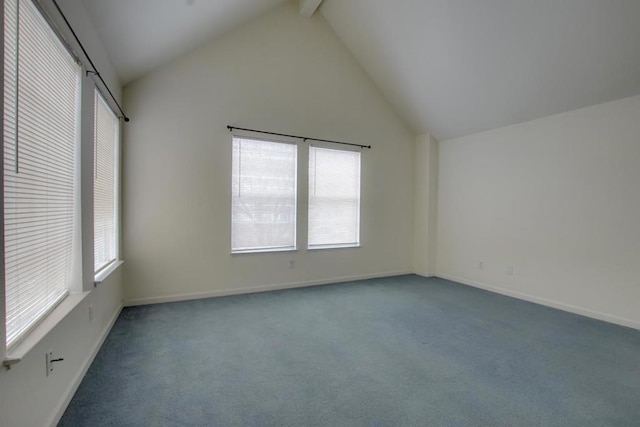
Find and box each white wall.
[0,271,122,427]
[437,94,640,329]
[122,1,415,304]
[0,1,123,425]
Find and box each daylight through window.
[94,90,119,273]
[3,0,81,347]
[308,147,361,249]
[231,137,297,253]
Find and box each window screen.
[308,147,361,249]
[3,0,81,347]
[231,137,297,252]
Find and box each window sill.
[94,260,124,284]
[308,244,361,250]
[3,291,90,369]
[231,248,297,255]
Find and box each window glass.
[231,137,297,252]
[3,0,81,347]
[308,147,361,249]
[94,90,119,273]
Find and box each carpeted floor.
[59,275,639,426]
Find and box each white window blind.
[94,91,118,273]
[231,137,297,252]
[3,0,80,347]
[308,147,361,249]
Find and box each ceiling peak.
[299,0,323,17]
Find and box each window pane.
[308,147,361,248]
[231,138,297,252]
[94,91,119,272]
[3,0,80,347]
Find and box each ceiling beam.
[299,0,323,17]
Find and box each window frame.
[230,136,298,254]
[93,88,120,278]
[307,145,362,250]
[2,0,83,351]
[229,136,364,255]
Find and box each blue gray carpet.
[60,275,639,426]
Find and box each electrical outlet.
[46,350,64,376]
[46,350,54,376]
[478,261,484,270]
[89,304,94,322]
[289,260,295,269]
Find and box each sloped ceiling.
[82,0,287,84]
[83,0,640,140]
[320,0,640,140]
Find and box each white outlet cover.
[46,350,53,376]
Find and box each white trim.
[413,271,435,278]
[124,270,412,307]
[47,303,123,427]
[231,247,297,255]
[94,260,124,284]
[308,243,360,250]
[437,273,640,330]
[4,292,90,365]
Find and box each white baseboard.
[124,270,412,307]
[413,271,435,278]
[437,273,639,330]
[47,304,123,427]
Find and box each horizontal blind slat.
[3,0,80,348]
[93,91,119,272]
[308,147,361,247]
[231,138,297,252]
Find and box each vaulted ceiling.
[321,0,640,140]
[82,0,288,84]
[82,0,640,140]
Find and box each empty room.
[1,0,639,426]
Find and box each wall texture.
[122,2,415,304]
[437,94,640,328]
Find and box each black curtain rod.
[51,0,130,122]
[227,126,371,149]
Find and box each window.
[3,0,81,347]
[94,91,119,274]
[308,147,361,249]
[231,137,297,253]
[230,138,363,253]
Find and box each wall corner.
[412,133,439,276]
